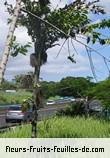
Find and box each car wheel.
[6,119,9,123]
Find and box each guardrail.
[0,123,20,133]
[0,103,68,133]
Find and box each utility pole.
[0,0,22,84]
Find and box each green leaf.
[99,39,106,45]
[10,36,32,57]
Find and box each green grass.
[48,95,62,101]
[0,90,32,105]
[1,117,110,138]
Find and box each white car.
[46,100,55,105]
[70,98,75,102]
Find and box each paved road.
[0,114,6,128]
[0,105,66,128]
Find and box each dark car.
[5,105,32,123]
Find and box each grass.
[0,116,110,138]
[0,90,32,105]
[48,95,62,101]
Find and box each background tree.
[14,72,34,89]
[0,79,17,90]
[57,76,94,97]
[86,78,110,111]
[41,81,58,99]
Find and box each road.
[0,105,66,128]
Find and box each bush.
[56,102,85,117]
[0,90,32,105]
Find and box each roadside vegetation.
[0,90,32,105]
[1,76,110,111]
[0,117,110,138]
[56,102,86,117]
[0,76,94,105]
[86,79,110,110]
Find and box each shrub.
[56,102,85,117]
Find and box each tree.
[86,79,110,110]
[14,72,34,89]
[0,0,22,83]
[0,79,17,90]
[57,76,94,97]
[41,81,57,99]
[2,0,110,137]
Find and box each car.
[5,105,32,123]
[46,100,55,105]
[63,96,75,102]
[70,98,75,102]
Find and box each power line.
[73,38,110,62]
[103,57,110,75]
[76,34,110,53]
[55,39,67,58]
[85,19,110,40]
[67,38,71,56]
[71,38,78,55]
[23,9,110,62]
[21,8,69,38]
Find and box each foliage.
[56,102,85,116]
[46,0,110,47]
[85,19,110,44]
[3,0,110,138]
[41,81,58,98]
[0,80,16,90]
[0,90,32,105]
[2,75,94,100]
[9,36,31,57]
[5,0,109,62]
[1,117,110,138]
[14,72,34,89]
[86,79,110,110]
[56,76,95,97]
[12,75,94,99]
[41,76,94,99]
[21,97,32,112]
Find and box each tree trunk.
[31,42,41,138]
[0,0,21,84]
[84,97,89,118]
[31,17,46,138]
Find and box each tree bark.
[31,12,46,138]
[31,41,41,138]
[0,0,21,84]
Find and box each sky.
[0,0,110,82]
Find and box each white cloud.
[99,0,110,13]
[14,27,32,44]
[50,0,66,10]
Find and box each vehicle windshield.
[8,106,21,111]
[48,101,54,103]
